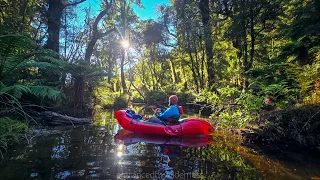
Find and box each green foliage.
[0,83,63,101]
[0,0,44,35]
[0,117,28,159]
[0,32,66,124]
[290,0,320,46]
[217,110,245,128]
[0,34,67,85]
[113,95,128,109]
[148,90,168,104]
[145,90,195,106]
[237,92,264,113]
[196,89,221,104]
[247,62,300,109]
[262,105,320,146]
[93,84,118,107]
[93,81,128,109]
[28,86,63,102]
[130,90,144,103]
[197,88,262,128]
[0,84,30,99]
[175,91,194,105]
[285,47,320,104]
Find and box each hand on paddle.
[153,108,161,113]
[152,108,161,116]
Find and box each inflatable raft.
[114,110,214,136]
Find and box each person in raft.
[147,95,181,124]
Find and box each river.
[0,110,320,180]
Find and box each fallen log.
[30,111,92,126]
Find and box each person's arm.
[159,106,176,121]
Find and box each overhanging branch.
[65,0,86,7]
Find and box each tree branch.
[84,0,114,62]
[92,9,108,32]
[65,0,86,7]
[164,24,177,38]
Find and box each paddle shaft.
[161,119,178,135]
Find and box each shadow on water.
[0,108,320,179]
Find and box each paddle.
[164,126,178,136]
[161,120,178,136]
[151,103,179,136]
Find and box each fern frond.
[0,84,30,98]
[2,54,35,74]
[28,86,63,101]
[86,69,110,78]
[17,61,61,71]
[36,55,67,66]
[0,34,67,84]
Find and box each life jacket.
[178,106,184,114]
[167,105,184,123]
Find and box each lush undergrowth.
[93,81,196,109]
[0,117,28,159]
[195,85,320,146]
[260,105,320,146]
[93,81,129,109]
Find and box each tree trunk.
[249,7,255,71]
[64,8,67,58]
[107,58,113,84]
[181,61,188,90]
[188,50,199,92]
[170,59,177,83]
[74,75,84,108]
[194,40,202,89]
[147,60,156,90]
[46,0,64,52]
[31,111,92,126]
[200,41,205,88]
[243,21,249,91]
[19,0,30,33]
[141,59,146,86]
[74,1,113,106]
[85,34,99,62]
[84,2,114,62]
[199,0,214,88]
[152,62,158,90]
[120,50,127,92]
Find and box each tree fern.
[0,83,63,101]
[17,61,62,71]
[0,33,67,84]
[86,68,110,78]
[0,84,30,99]
[28,86,63,101]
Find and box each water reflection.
[114,130,262,180]
[0,110,319,179]
[0,125,119,179]
[114,129,213,147]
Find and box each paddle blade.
[164,126,178,136]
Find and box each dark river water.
[0,110,320,180]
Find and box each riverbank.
[222,104,320,151]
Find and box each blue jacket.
[159,105,180,122]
